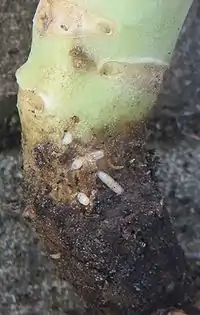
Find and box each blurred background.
[1,0,200,314]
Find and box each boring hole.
[100,64,113,76]
[60,24,69,32]
[97,22,112,34]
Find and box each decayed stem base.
[22,124,193,315]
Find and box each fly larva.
[77,192,90,206]
[71,151,104,171]
[71,157,84,170]
[50,252,61,260]
[87,150,104,161]
[61,131,73,145]
[97,171,124,195]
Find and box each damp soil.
[28,127,193,315]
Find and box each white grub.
[77,192,90,206]
[61,131,73,145]
[97,171,124,195]
[71,157,84,170]
[50,252,61,260]
[87,150,104,161]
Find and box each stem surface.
[16,1,193,314]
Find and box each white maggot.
[97,171,124,195]
[77,192,90,206]
[71,157,84,170]
[61,131,73,145]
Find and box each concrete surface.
[0,150,84,314]
[0,0,38,122]
[0,1,83,314]
[149,0,200,256]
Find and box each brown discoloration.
[35,212,63,256]
[59,147,77,165]
[34,0,53,34]
[40,12,52,32]
[32,143,76,203]
[22,124,193,314]
[70,115,80,125]
[30,139,99,204]
[33,0,114,37]
[17,89,52,148]
[69,46,96,71]
[34,143,55,169]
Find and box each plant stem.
[16,0,192,142]
[16,1,193,314]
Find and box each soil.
[24,124,193,314]
[1,0,200,314]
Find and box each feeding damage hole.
[69,46,96,71]
[100,63,114,76]
[60,24,69,32]
[99,61,121,77]
[97,21,112,34]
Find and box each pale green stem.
[16,0,192,143]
